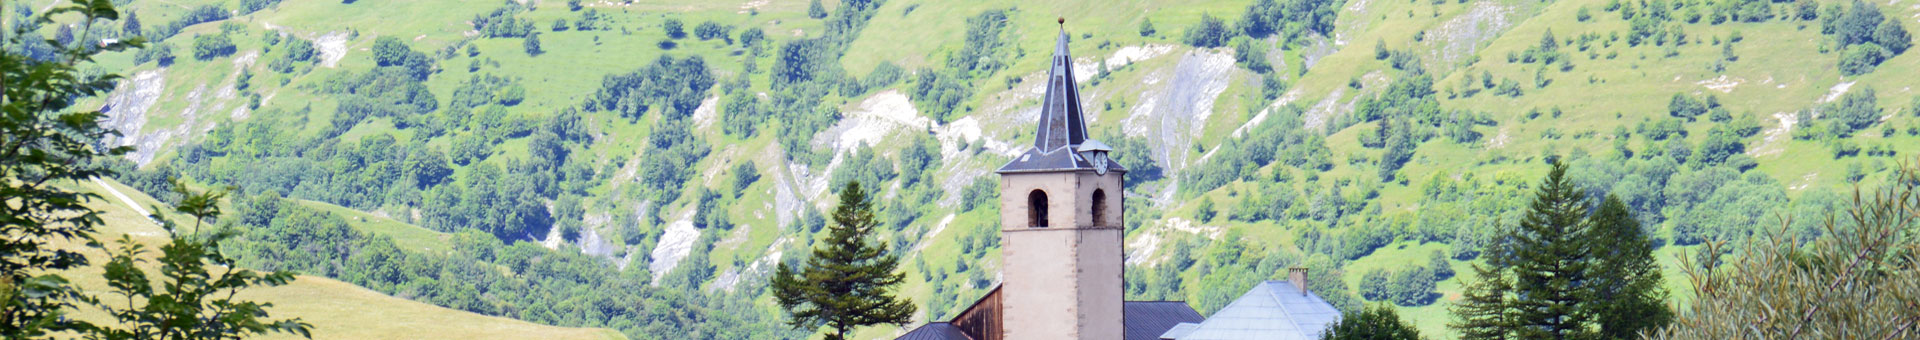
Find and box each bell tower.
[995,18,1127,340]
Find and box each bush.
[694,21,730,41]
[1838,43,1888,75]
[1668,93,1708,119]
[1361,269,1393,301]
[524,33,542,56]
[1829,85,1880,133]
[1182,14,1231,48]
[662,18,685,39]
[1428,251,1454,280]
[1321,305,1422,340]
[135,43,176,66]
[191,34,235,60]
[1232,37,1271,73]
[1390,267,1438,306]
[1874,20,1911,54]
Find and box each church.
[894,20,1343,340]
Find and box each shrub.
[694,21,730,41]
[1874,19,1911,54]
[662,18,684,39]
[1390,267,1438,306]
[524,33,542,56]
[1838,43,1888,75]
[191,33,235,60]
[1182,14,1231,48]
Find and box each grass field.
[56,178,623,340]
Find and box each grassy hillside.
[60,177,624,340]
[18,0,1917,337]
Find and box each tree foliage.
[1,2,139,335]
[770,182,915,340]
[1183,14,1231,48]
[1452,161,1673,339]
[191,33,235,60]
[91,184,312,339]
[1321,304,1422,340]
[1652,159,1920,339]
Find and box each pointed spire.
[1033,19,1088,152]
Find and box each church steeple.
[989,18,1129,340]
[1035,20,1089,152]
[999,19,1124,175]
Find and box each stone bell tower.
[994,19,1127,340]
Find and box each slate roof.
[1165,281,1343,340]
[997,26,1125,175]
[891,300,1202,340]
[1124,301,1206,340]
[895,322,970,340]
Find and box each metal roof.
[1159,323,1201,340]
[1168,281,1343,340]
[1124,301,1206,340]
[895,322,971,340]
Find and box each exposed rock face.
[648,218,701,285]
[101,69,168,165]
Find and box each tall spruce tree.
[770,181,915,340]
[1507,160,1595,339]
[1450,263,1516,340]
[1584,195,1672,338]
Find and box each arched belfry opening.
[1091,189,1107,227]
[1028,190,1049,228]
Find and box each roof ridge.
[1265,281,1309,334]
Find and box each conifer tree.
[807,0,827,19]
[124,11,142,37]
[771,181,915,340]
[1507,160,1595,339]
[1584,195,1672,338]
[1450,263,1516,340]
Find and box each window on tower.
[1028,190,1049,228]
[1091,189,1106,227]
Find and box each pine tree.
[807,0,827,19]
[1585,195,1672,338]
[770,181,915,340]
[1507,160,1595,339]
[124,11,142,37]
[1451,263,1516,340]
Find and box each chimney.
[1288,267,1309,296]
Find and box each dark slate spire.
[1034,23,1089,152]
[999,19,1125,174]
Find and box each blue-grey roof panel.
[894,322,971,340]
[1172,281,1343,340]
